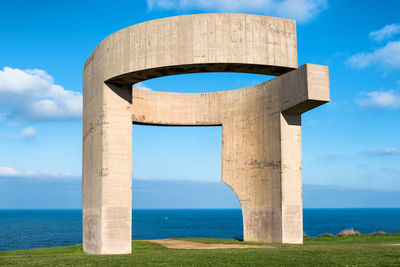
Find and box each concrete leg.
[82,83,132,254]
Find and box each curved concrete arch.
[83,13,330,254]
[84,13,297,86]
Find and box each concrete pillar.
[82,82,132,254]
[280,113,303,243]
[221,64,329,243]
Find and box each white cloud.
[133,82,152,91]
[362,148,399,156]
[0,67,82,121]
[369,23,400,42]
[147,0,328,23]
[275,0,327,23]
[347,41,400,69]
[357,90,400,109]
[0,166,19,176]
[8,126,38,140]
[20,126,37,139]
[0,166,80,179]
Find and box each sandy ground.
[144,239,276,250]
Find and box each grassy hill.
[1,235,399,266]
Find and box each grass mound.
[337,228,361,237]
[371,231,387,235]
[317,233,334,237]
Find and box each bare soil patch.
[145,239,276,250]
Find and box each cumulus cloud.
[362,148,399,156]
[0,67,82,121]
[147,0,328,23]
[0,166,80,179]
[357,90,400,109]
[133,82,152,91]
[8,127,38,140]
[20,126,37,139]
[347,41,400,69]
[369,23,400,42]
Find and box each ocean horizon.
[1,208,399,251]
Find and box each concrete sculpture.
[82,13,330,254]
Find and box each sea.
[0,209,399,251]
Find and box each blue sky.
[0,0,399,209]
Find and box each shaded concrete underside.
[107,63,295,85]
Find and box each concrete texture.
[83,13,330,254]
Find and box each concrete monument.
[83,13,330,254]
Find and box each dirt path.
[144,239,276,250]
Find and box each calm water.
[0,209,399,251]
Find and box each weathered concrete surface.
[83,13,330,254]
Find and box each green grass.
[1,235,399,266]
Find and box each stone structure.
[82,13,330,254]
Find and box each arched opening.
[129,72,274,241]
[132,72,273,93]
[132,124,243,240]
